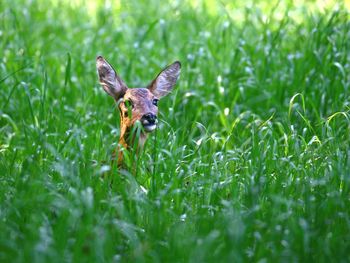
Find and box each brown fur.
[116,88,158,166]
[96,56,181,169]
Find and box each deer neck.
[117,119,148,167]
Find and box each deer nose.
[141,113,157,125]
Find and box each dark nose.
[141,113,157,124]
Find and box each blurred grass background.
[1,0,350,262]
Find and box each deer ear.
[96,56,127,100]
[148,61,181,98]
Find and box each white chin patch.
[143,124,157,132]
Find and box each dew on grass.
[81,187,94,209]
[224,108,229,116]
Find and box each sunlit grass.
[1,0,350,262]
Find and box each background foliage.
[1,0,350,262]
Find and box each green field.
[1,0,350,262]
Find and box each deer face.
[96,56,181,133]
[119,88,159,132]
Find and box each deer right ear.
[148,61,181,98]
[96,56,127,100]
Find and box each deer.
[96,56,181,169]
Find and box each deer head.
[96,56,181,166]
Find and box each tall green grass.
[1,0,350,262]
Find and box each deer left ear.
[96,56,127,100]
[148,61,181,98]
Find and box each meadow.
[1,0,350,262]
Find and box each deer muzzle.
[141,113,158,132]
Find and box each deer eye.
[152,99,159,106]
[124,100,134,109]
